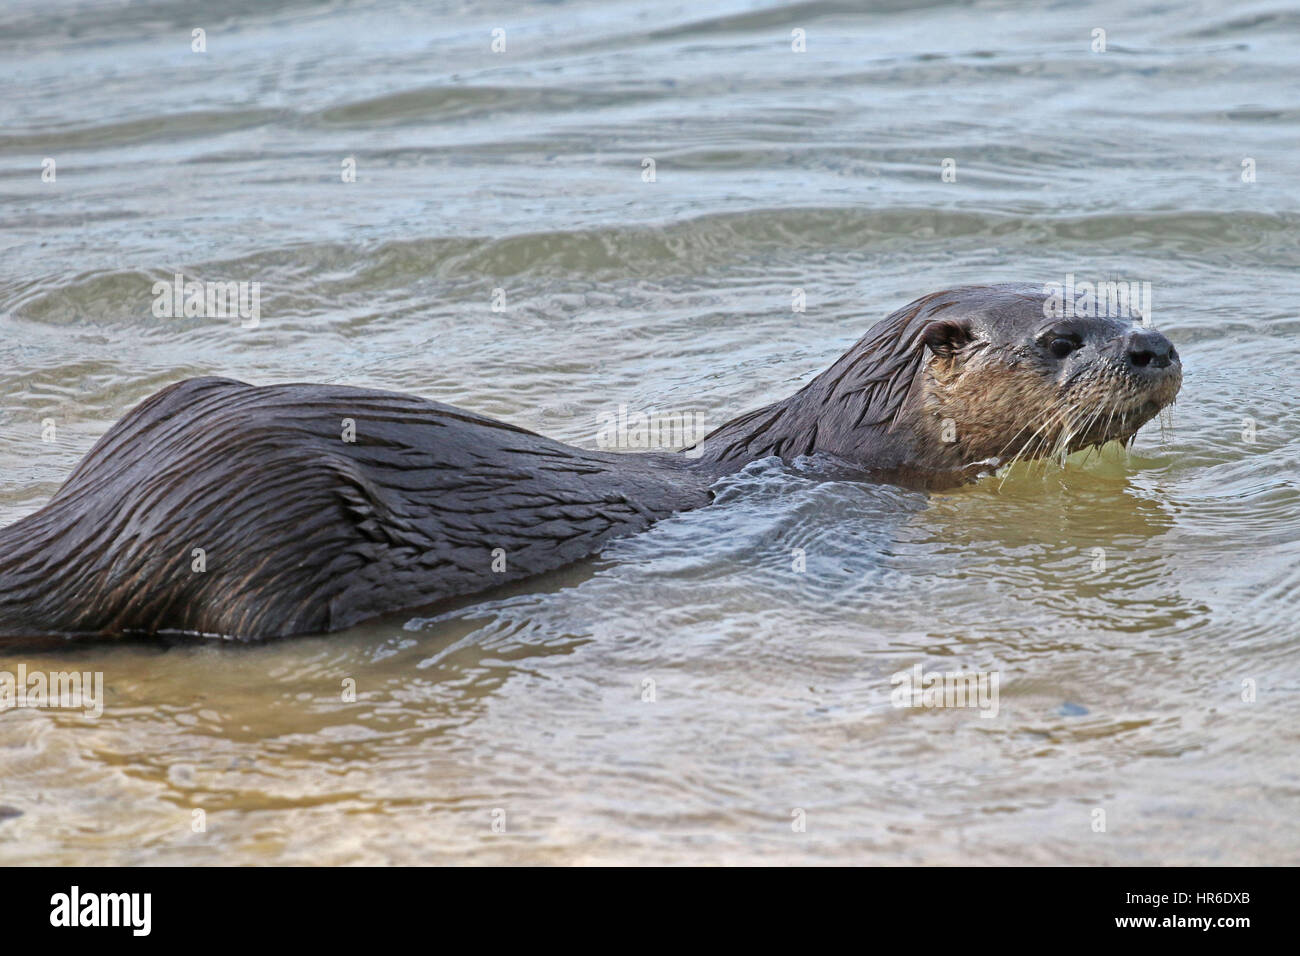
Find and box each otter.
[0,283,1180,643]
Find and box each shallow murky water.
[1,0,1299,864]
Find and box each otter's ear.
[921,317,974,358]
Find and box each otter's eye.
[1049,337,1077,359]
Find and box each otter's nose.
[1125,328,1177,370]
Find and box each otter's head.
[694,283,1182,480]
[911,284,1181,469]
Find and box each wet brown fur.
[0,283,1181,643]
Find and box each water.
[1,0,1298,864]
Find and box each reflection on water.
[1,0,1299,864]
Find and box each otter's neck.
[687,291,984,481]
[692,355,939,476]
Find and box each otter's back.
[0,377,711,641]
